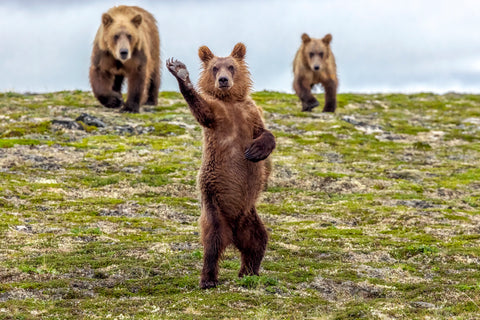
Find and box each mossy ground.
[0,90,479,319]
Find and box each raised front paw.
[245,131,276,162]
[166,58,189,82]
[244,141,271,162]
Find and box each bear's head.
[101,12,143,62]
[301,33,332,72]
[198,43,252,100]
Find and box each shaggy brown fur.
[166,43,276,289]
[89,5,160,113]
[293,33,338,112]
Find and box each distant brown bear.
[293,33,338,112]
[166,43,276,289]
[89,6,160,113]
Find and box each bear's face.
[102,13,142,62]
[210,57,238,91]
[301,33,332,72]
[198,43,252,99]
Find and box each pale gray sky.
[1,0,479,93]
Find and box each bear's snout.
[218,77,229,87]
[314,65,320,71]
[119,48,129,60]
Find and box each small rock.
[342,115,361,126]
[52,118,81,130]
[342,115,383,134]
[115,125,136,135]
[75,113,106,128]
[14,225,32,232]
[396,200,438,209]
[411,301,435,309]
[463,117,480,125]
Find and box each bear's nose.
[314,65,320,71]
[120,49,129,60]
[218,77,229,86]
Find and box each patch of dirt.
[386,169,424,181]
[152,204,198,224]
[99,201,145,217]
[0,288,47,302]
[270,167,369,194]
[344,251,397,264]
[395,200,443,209]
[355,265,426,284]
[309,276,388,302]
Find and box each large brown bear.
[89,6,160,113]
[293,33,338,112]
[166,43,276,289]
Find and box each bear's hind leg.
[145,69,160,106]
[234,208,268,278]
[200,203,232,289]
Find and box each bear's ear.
[231,43,246,60]
[102,13,113,27]
[322,34,332,45]
[301,33,311,44]
[198,46,214,64]
[131,14,142,28]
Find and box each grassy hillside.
[0,90,479,319]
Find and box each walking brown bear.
[293,33,338,112]
[89,6,161,113]
[166,43,276,289]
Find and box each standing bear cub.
[90,6,160,113]
[293,33,338,112]
[167,43,276,289]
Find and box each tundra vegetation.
[0,90,479,319]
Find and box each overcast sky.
[1,0,479,93]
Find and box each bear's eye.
[309,52,314,58]
[319,52,324,58]
[126,34,132,41]
[113,34,120,41]
[228,65,234,73]
[212,66,218,73]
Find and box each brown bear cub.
[166,43,276,289]
[293,33,338,112]
[89,6,160,113]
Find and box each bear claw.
[166,58,189,81]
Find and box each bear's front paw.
[166,58,189,82]
[120,101,140,113]
[199,279,218,289]
[322,101,337,113]
[301,99,319,112]
[98,93,123,109]
[245,141,270,162]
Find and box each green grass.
[0,90,479,319]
